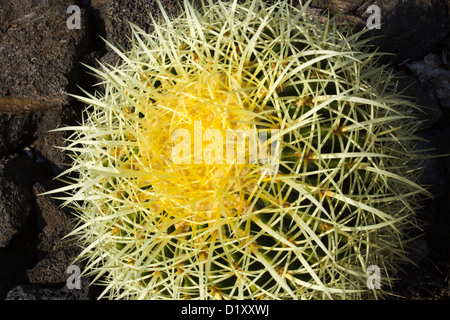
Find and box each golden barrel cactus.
[48,0,430,299]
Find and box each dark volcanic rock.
[311,0,449,65]
[0,220,38,299]
[365,0,449,64]
[417,130,449,198]
[0,102,77,174]
[100,0,182,66]
[311,0,366,14]
[32,183,75,256]
[25,183,80,286]
[5,280,90,300]
[0,0,88,104]
[104,0,181,48]
[35,104,80,176]
[0,105,42,156]
[0,154,41,247]
[395,70,444,127]
[405,53,450,122]
[0,0,88,158]
[25,250,80,285]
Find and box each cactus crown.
[48,0,430,299]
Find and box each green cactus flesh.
[50,0,430,299]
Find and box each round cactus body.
[50,0,430,299]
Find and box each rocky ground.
[0,0,449,300]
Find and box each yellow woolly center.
[137,69,259,224]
